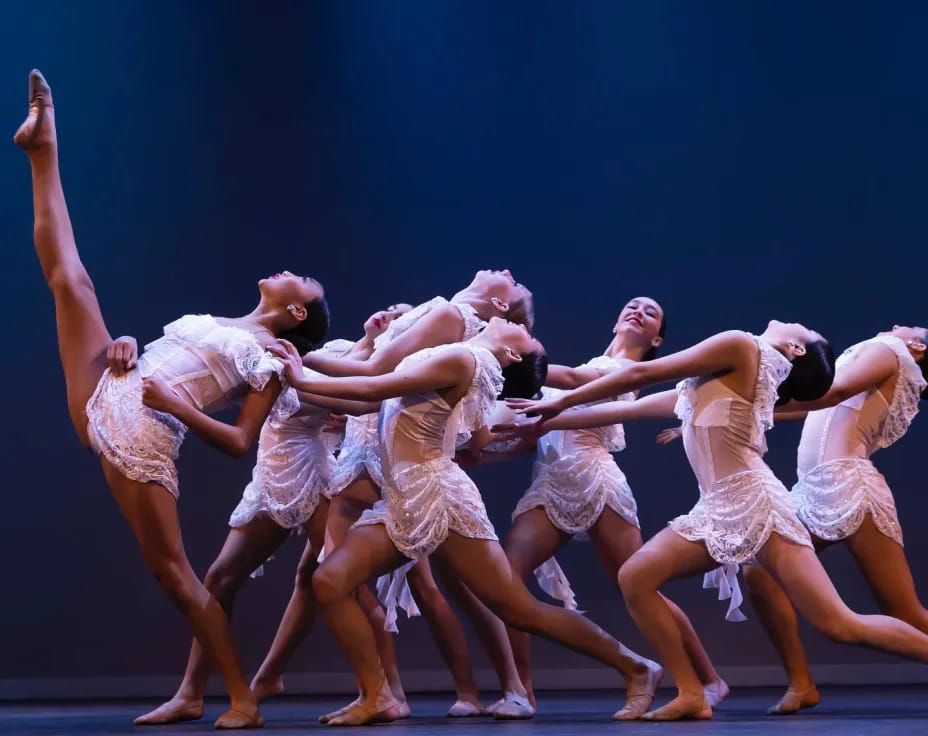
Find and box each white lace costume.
[355,344,503,628]
[792,336,925,546]
[512,355,638,609]
[328,297,486,497]
[229,340,354,530]
[86,315,298,499]
[669,334,812,621]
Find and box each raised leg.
[16,70,113,446]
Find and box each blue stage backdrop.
[1,1,926,695]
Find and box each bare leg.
[756,533,928,661]
[135,514,288,724]
[312,524,409,726]
[320,482,407,718]
[429,558,533,718]
[102,461,261,728]
[406,558,482,713]
[502,508,569,707]
[743,560,821,715]
[435,533,662,720]
[16,71,111,446]
[251,500,329,700]
[589,509,728,707]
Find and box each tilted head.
[258,271,329,354]
[613,296,666,361]
[363,302,414,337]
[464,269,535,331]
[762,320,835,404]
[879,325,928,398]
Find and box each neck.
[467,331,504,363]
[757,331,791,359]
[604,333,648,362]
[242,303,287,335]
[451,287,494,321]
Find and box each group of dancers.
[15,69,928,728]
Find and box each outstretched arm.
[544,363,609,390]
[780,343,897,412]
[141,376,282,457]
[302,304,465,377]
[272,341,474,403]
[514,331,751,420]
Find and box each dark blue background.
[1,1,926,689]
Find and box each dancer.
[506,321,928,720]
[134,306,409,726]
[498,297,727,708]
[15,70,329,728]
[741,326,928,714]
[269,321,664,726]
[307,281,537,718]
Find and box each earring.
[788,339,800,350]
[287,304,296,313]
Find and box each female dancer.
[741,325,928,714]
[270,321,664,726]
[134,306,409,725]
[508,321,928,720]
[499,297,727,708]
[307,282,537,718]
[15,70,328,728]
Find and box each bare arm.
[302,305,465,377]
[514,331,752,420]
[780,343,897,413]
[544,363,607,390]
[141,376,282,457]
[773,409,809,422]
[295,392,380,417]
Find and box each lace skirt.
[86,369,187,498]
[512,449,639,533]
[229,420,336,530]
[355,456,497,560]
[792,458,903,546]
[328,435,385,496]
[670,468,812,564]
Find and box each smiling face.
[258,270,323,309]
[614,296,664,346]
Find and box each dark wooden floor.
[2,687,926,735]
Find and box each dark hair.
[642,312,668,362]
[776,339,835,405]
[499,349,548,399]
[279,297,330,355]
[508,292,535,332]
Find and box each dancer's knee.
[46,260,94,297]
[616,553,656,604]
[312,563,349,606]
[294,553,319,591]
[151,559,199,610]
[816,610,863,645]
[203,560,246,599]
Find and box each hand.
[504,395,566,421]
[107,336,138,377]
[323,412,348,433]
[490,416,548,443]
[267,340,305,386]
[656,425,683,445]
[141,376,182,414]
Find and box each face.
[258,271,323,308]
[614,297,663,344]
[880,325,928,345]
[470,269,532,312]
[765,319,824,355]
[484,316,535,366]
[363,303,413,336]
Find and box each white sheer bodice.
[798,336,925,475]
[332,297,486,495]
[86,314,297,498]
[675,334,791,492]
[139,314,297,417]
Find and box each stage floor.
[3,687,926,734]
